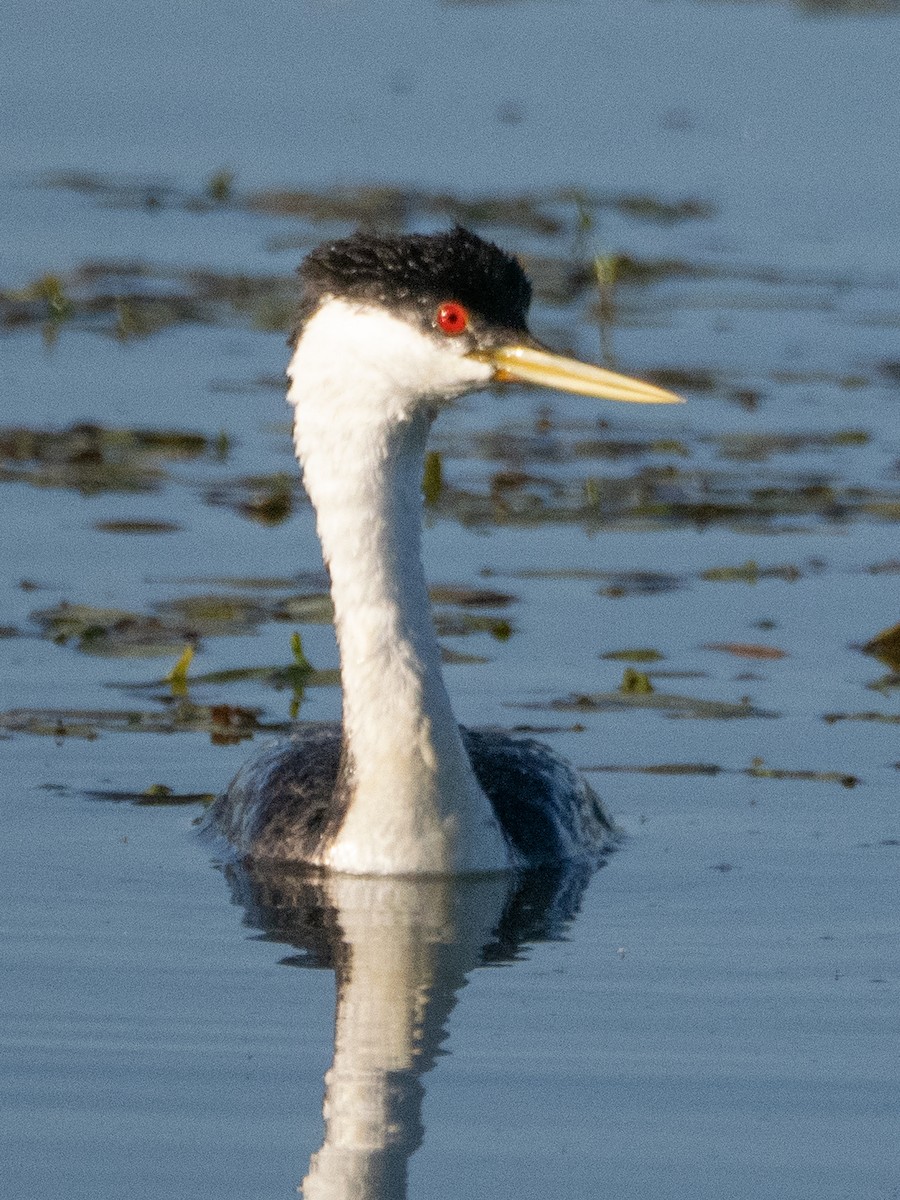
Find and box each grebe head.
[288,225,683,424]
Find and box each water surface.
[1,1,898,1197]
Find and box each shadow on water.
[221,861,594,1200]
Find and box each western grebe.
[205,226,682,875]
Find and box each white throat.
[288,300,509,875]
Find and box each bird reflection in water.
[222,859,596,1199]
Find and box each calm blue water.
[2,2,898,1197]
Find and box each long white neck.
[288,301,509,875]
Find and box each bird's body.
[205,227,681,875]
[211,724,613,872]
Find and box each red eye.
[436,301,469,336]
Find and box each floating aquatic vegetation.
[866,673,900,697]
[589,761,724,776]
[536,469,844,531]
[42,171,197,210]
[492,565,686,596]
[206,169,235,205]
[745,757,859,787]
[714,429,870,463]
[822,711,900,725]
[701,560,802,584]
[586,758,860,788]
[434,612,514,640]
[82,784,216,806]
[703,642,788,660]
[2,260,299,340]
[31,602,195,657]
[113,633,336,720]
[0,702,287,741]
[619,668,654,695]
[598,571,685,598]
[756,0,900,13]
[204,472,305,522]
[167,571,329,592]
[272,594,335,624]
[0,175,716,343]
[431,587,515,640]
[859,622,900,693]
[485,558,900,628]
[164,655,337,695]
[862,622,900,672]
[440,646,491,665]
[595,253,700,288]
[8,274,75,324]
[32,590,283,657]
[239,473,295,524]
[246,184,413,227]
[154,594,272,637]
[644,366,719,394]
[40,172,715,233]
[0,424,212,495]
[601,648,665,663]
[422,414,900,534]
[429,585,515,608]
[94,519,183,534]
[571,435,692,461]
[531,689,777,719]
[611,195,715,224]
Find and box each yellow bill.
[471,344,684,405]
